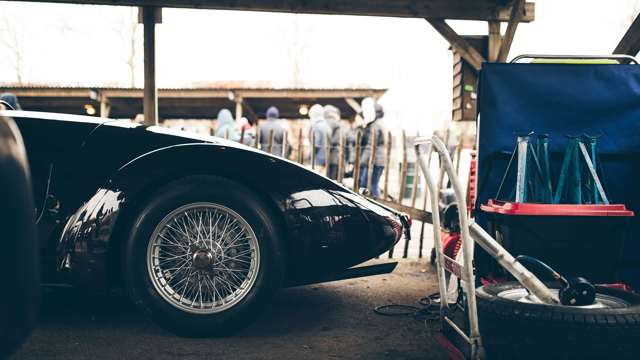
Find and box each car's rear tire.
[476,282,640,359]
[123,176,284,337]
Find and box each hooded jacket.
[259,107,286,156]
[309,104,330,165]
[359,111,386,167]
[215,109,255,146]
[324,105,343,166]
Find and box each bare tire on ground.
[476,282,640,359]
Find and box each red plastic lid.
[480,199,635,217]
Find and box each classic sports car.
[1,109,409,336]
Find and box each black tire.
[0,115,39,358]
[476,282,640,359]
[123,175,284,337]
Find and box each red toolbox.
[481,199,634,283]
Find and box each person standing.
[358,98,386,198]
[323,105,342,180]
[0,93,22,110]
[309,104,330,169]
[259,106,286,156]
[215,108,239,139]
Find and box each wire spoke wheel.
[147,202,260,314]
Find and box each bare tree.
[112,8,139,87]
[0,16,26,84]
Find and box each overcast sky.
[1,0,640,134]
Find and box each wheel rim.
[147,202,260,314]
[498,288,629,309]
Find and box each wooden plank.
[428,18,486,71]
[24,1,535,22]
[452,73,463,87]
[382,131,392,199]
[3,87,386,101]
[353,130,362,192]
[488,21,502,62]
[614,12,640,56]
[297,128,304,164]
[398,130,408,204]
[453,61,462,76]
[325,133,331,177]
[366,130,377,191]
[268,128,274,154]
[452,97,461,110]
[452,109,463,122]
[497,0,525,62]
[375,198,433,224]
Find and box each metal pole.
[142,6,158,126]
[415,140,450,313]
[515,135,529,202]
[429,136,482,355]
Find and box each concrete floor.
[12,260,447,360]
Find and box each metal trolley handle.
[510,54,639,64]
[414,136,559,359]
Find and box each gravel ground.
[12,260,447,360]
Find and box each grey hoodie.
[259,114,286,156]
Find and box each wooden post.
[488,21,501,62]
[255,123,260,149]
[338,131,345,182]
[142,6,159,126]
[455,131,464,173]
[325,133,331,177]
[353,130,362,192]
[239,127,245,145]
[100,96,110,118]
[268,129,274,154]
[427,18,486,71]
[297,128,304,164]
[235,97,243,121]
[366,130,377,194]
[418,184,429,259]
[497,0,525,62]
[437,128,450,192]
[282,131,288,158]
[398,130,408,204]
[614,12,640,55]
[382,131,392,200]
[310,129,316,170]
[411,132,420,208]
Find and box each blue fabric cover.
[476,63,640,287]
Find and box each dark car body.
[2,110,406,293]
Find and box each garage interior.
[3,0,640,359]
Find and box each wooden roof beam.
[13,1,535,22]
[614,12,640,56]
[427,19,486,71]
[497,0,525,62]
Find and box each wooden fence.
[226,125,467,260]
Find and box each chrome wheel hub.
[192,250,214,270]
[147,202,260,314]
